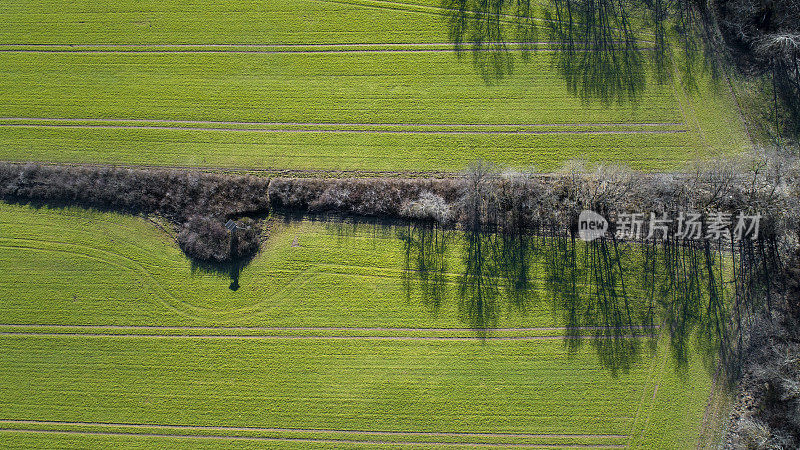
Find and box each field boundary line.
[671,61,710,155]
[0,419,629,448]
[696,362,721,448]
[0,48,655,54]
[0,160,699,178]
[626,327,671,447]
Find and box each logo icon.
[578,210,608,242]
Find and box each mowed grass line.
[0,430,628,449]
[0,331,653,340]
[0,117,690,134]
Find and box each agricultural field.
[0,0,758,448]
[0,0,749,172]
[0,203,724,448]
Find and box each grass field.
[0,203,719,448]
[0,0,749,172]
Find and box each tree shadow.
[458,229,501,331]
[397,221,451,314]
[440,0,718,103]
[543,234,653,375]
[545,0,647,105]
[397,222,764,377]
[188,252,257,291]
[443,0,532,82]
[269,207,777,380]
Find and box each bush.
[176,216,262,262]
[232,217,262,259]
[401,192,451,224]
[177,215,232,262]
[268,177,462,218]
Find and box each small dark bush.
[178,215,232,262]
[176,216,262,263]
[232,217,262,259]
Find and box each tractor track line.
[0,42,543,48]
[0,324,660,332]
[0,47,655,54]
[0,332,653,340]
[0,118,684,128]
[0,48,573,54]
[0,428,627,448]
[0,42,610,49]
[0,123,688,135]
[0,420,629,440]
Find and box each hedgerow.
[0,163,269,262]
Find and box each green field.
[0,203,719,448]
[0,0,748,172]
[0,1,740,447]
